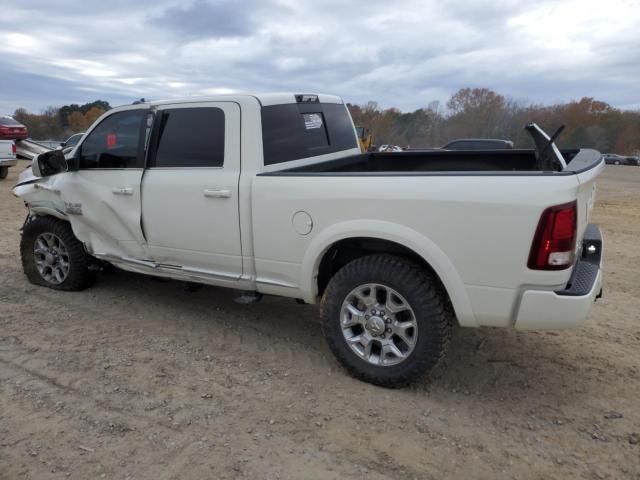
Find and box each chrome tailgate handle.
[203,189,231,198]
[112,187,133,196]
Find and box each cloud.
[0,0,638,115]
[150,0,262,40]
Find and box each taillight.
[528,201,577,270]
[12,143,16,155]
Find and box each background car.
[603,153,637,165]
[59,133,84,154]
[377,144,403,152]
[442,138,514,150]
[0,116,28,140]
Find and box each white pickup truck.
[0,140,17,179]
[13,93,604,387]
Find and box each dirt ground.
[0,161,639,480]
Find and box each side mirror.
[59,141,66,147]
[32,150,68,178]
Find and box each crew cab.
[13,93,604,387]
[0,140,17,179]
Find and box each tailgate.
[564,149,604,246]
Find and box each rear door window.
[149,107,225,168]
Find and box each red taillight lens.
[12,143,16,155]
[528,201,577,270]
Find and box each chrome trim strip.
[93,253,242,282]
[94,253,158,268]
[255,277,298,289]
[29,203,67,220]
[181,265,240,280]
[72,168,144,171]
[146,167,224,171]
[34,183,61,194]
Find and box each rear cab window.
[261,102,357,166]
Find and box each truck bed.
[263,149,588,175]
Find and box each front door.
[58,106,150,259]
[141,102,242,281]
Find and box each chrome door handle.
[112,187,133,196]
[203,189,231,198]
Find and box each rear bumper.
[0,159,17,167]
[515,224,603,330]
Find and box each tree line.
[8,89,640,155]
[12,100,111,141]
[348,88,640,155]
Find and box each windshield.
[0,116,22,126]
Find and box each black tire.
[320,254,452,388]
[21,216,96,291]
[0,166,8,179]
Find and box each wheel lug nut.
[381,311,385,316]
[385,319,391,324]
[365,315,369,320]
[386,328,392,333]
[371,310,376,315]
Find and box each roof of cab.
[146,93,343,108]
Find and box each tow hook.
[595,289,603,301]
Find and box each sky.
[0,0,639,114]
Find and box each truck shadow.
[92,268,601,404]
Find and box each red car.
[0,116,28,140]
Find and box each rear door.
[141,102,242,281]
[59,106,150,259]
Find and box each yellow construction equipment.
[355,126,374,152]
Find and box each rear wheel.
[320,254,452,387]
[21,216,96,291]
[0,167,8,179]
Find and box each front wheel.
[320,255,452,387]
[21,216,96,291]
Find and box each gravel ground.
[1,161,639,479]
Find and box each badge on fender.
[64,202,82,215]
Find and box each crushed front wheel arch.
[20,216,96,291]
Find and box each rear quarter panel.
[251,173,583,326]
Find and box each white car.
[0,140,17,179]
[378,144,403,152]
[13,93,604,387]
